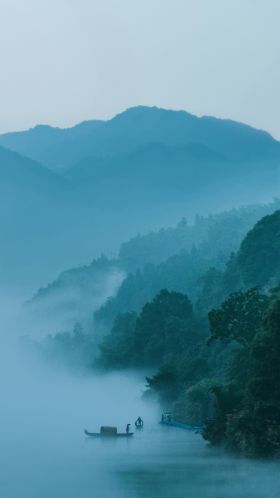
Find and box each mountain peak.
[113,105,195,122]
[0,106,279,171]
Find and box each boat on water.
[160,412,202,432]
[84,426,134,438]
[135,416,144,429]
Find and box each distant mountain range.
[0,120,103,172]
[0,145,64,191]
[0,106,279,287]
[1,106,280,171]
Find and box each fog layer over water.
[1,293,280,498]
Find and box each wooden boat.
[84,426,134,438]
[159,419,202,431]
[160,413,202,431]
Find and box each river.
[1,344,280,498]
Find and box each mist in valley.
[0,290,155,497]
[1,161,280,497]
[1,290,280,498]
[1,1,280,494]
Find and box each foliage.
[146,364,181,405]
[208,288,269,346]
[35,206,280,457]
[95,203,280,330]
[173,379,214,425]
[29,200,280,335]
[39,322,96,369]
[238,210,280,288]
[98,312,137,369]
[118,201,280,272]
[95,251,215,328]
[204,292,280,456]
[98,289,204,369]
[133,289,198,366]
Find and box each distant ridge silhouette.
[0,106,279,171]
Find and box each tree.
[146,364,180,405]
[98,312,137,368]
[208,288,269,346]
[134,289,197,366]
[237,210,280,288]
[243,297,280,455]
[205,294,280,456]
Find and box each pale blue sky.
[0,0,279,137]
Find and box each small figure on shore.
[135,416,144,428]
[126,423,131,434]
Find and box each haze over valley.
[1,106,279,288]
[2,1,280,496]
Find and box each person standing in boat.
[135,416,143,428]
[126,423,131,433]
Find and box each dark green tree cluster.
[238,210,280,288]
[95,250,216,329]
[36,206,280,457]
[99,289,205,369]
[98,210,280,456]
[204,291,280,456]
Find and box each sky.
[0,0,279,137]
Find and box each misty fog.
[1,32,280,495]
[0,288,279,498]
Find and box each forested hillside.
[29,200,280,333]
[95,210,280,456]
[95,200,280,328]
[9,106,280,458]
[238,210,280,287]
[28,190,280,457]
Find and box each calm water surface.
[1,354,280,498]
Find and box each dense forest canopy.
[99,290,200,369]
[95,210,280,456]
[238,210,280,288]
[29,199,280,333]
